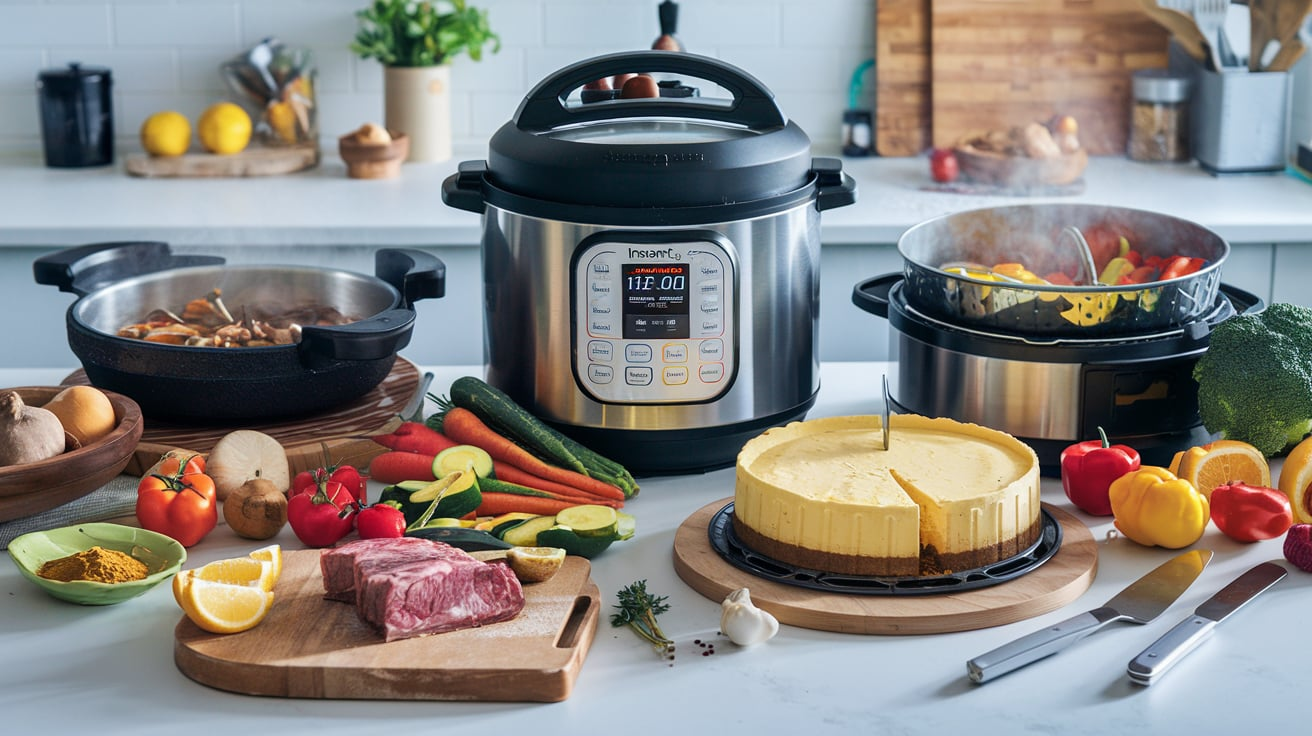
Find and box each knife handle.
[1126,615,1217,686]
[967,607,1121,684]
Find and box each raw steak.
[357,554,525,642]
[321,537,449,602]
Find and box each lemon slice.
[1173,439,1270,500]
[506,546,566,583]
[179,578,275,634]
[191,556,277,592]
[248,544,283,583]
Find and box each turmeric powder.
[37,546,148,584]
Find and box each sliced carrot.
[443,407,628,502]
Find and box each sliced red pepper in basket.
[1117,265,1160,285]
[1042,271,1076,286]
[1159,256,1206,280]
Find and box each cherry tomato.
[929,148,959,183]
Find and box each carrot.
[373,422,459,455]
[368,451,437,485]
[475,492,583,517]
[442,407,629,502]
[479,477,623,508]
[493,461,625,504]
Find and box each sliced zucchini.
[554,504,619,538]
[498,515,559,548]
[536,526,615,559]
[405,526,512,552]
[378,470,481,527]
[433,444,495,478]
[615,511,636,541]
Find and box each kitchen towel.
[0,474,138,549]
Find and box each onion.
[207,429,290,502]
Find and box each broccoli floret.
[1193,303,1312,456]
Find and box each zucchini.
[478,476,564,499]
[498,515,558,547]
[377,470,481,528]
[554,504,619,538]
[405,526,512,552]
[474,511,541,535]
[448,376,589,475]
[433,444,495,478]
[615,511,636,541]
[536,526,615,559]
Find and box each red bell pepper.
[1060,427,1141,516]
[287,480,357,548]
[1210,481,1294,543]
[1159,256,1206,280]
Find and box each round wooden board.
[673,499,1097,635]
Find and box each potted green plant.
[351,0,500,162]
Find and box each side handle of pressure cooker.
[32,241,226,297]
[298,309,417,364]
[513,50,787,133]
[851,273,903,319]
[375,248,446,308]
[441,160,488,214]
[812,157,857,212]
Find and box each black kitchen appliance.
[37,62,114,168]
[852,204,1262,475]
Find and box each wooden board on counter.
[929,0,1168,155]
[875,0,933,156]
[124,143,318,178]
[673,499,1097,635]
[175,551,600,702]
[63,358,424,477]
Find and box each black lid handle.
[812,157,857,212]
[513,51,787,133]
[440,160,488,214]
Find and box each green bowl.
[8,522,186,605]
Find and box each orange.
[1173,440,1271,500]
[1278,437,1312,524]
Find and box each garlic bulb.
[720,587,778,646]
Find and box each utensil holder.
[1192,69,1291,174]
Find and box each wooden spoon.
[1138,0,1211,64]
[1264,0,1312,70]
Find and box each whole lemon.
[198,102,252,155]
[140,111,191,157]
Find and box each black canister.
[37,62,114,168]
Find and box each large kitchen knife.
[1126,560,1287,686]
[967,548,1212,684]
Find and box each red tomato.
[135,471,218,548]
[929,148,959,183]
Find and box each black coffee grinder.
[37,62,114,168]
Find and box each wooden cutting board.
[673,499,1097,635]
[875,0,933,156]
[63,358,424,477]
[124,144,318,178]
[929,0,1168,155]
[175,551,601,702]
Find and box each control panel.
[573,234,736,404]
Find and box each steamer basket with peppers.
[853,203,1260,476]
[896,204,1228,338]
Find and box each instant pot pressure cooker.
[852,204,1262,475]
[443,51,856,474]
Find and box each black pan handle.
[513,51,787,133]
[852,273,903,319]
[375,248,446,309]
[299,309,416,364]
[33,241,226,297]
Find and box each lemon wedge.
[506,546,566,583]
[178,578,275,634]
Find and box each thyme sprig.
[611,579,674,655]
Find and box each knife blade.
[967,548,1212,684]
[1127,560,1287,686]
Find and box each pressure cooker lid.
[482,51,816,209]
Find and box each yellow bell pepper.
[1108,466,1210,549]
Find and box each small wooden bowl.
[338,131,409,179]
[954,145,1088,187]
[0,387,144,522]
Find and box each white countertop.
[2,150,1311,248]
[1,362,1305,735]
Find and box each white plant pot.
[384,65,452,163]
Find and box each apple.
[929,148,959,183]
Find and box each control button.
[626,366,653,386]
[590,282,613,297]
[590,261,611,275]
[663,343,688,363]
[588,340,613,362]
[698,281,720,296]
[693,257,722,280]
[664,366,689,385]
[699,363,725,383]
[589,318,615,336]
[699,299,720,315]
[699,339,724,361]
[698,318,722,336]
[625,343,653,363]
[589,299,613,316]
[589,364,614,384]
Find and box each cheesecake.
[733,415,1041,577]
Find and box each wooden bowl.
[954,145,1088,187]
[0,387,144,522]
[338,131,409,179]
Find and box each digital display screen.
[622,263,689,339]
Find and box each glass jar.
[1128,69,1190,162]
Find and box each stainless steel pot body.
[898,204,1229,337]
[480,201,822,473]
